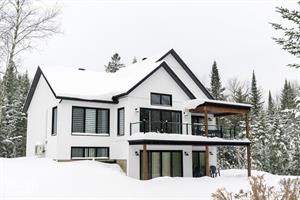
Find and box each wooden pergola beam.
[244,112,251,177]
[142,144,148,180]
[190,106,249,115]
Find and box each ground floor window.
[140,151,183,179]
[192,151,206,177]
[71,147,109,159]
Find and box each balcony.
[129,121,246,140]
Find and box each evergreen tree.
[14,72,30,156]
[271,2,300,68]
[0,62,19,157]
[281,80,296,110]
[267,90,275,114]
[105,53,125,73]
[249,71,263,115]
[132,57,137,64]
[209,61,225,100]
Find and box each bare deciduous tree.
[0,0,60,72]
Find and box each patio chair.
[210,165,218,178]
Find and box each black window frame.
[71,106,110,135]
[117,107,125,136]
[150,93,172,106]
[140,150,183,179]
[71,147,110,159]
[139,107,182,134]
[51,106,57,136]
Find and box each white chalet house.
[24,49,252,180]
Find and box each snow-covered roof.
[40,57,165,101]
[128,132,250,145]
[183,99,252,110]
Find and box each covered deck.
[129,99,252,180]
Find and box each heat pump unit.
[35,144,45,157]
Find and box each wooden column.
[142,144,148,180]
[204,107,210,176]
[244,112,251,177]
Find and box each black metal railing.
[129,120,245,139]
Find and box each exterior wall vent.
[142,58,147,60]
[78,68,86,71]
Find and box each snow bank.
[0,157,295,200]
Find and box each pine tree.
[271,2,300,68]
[105,53,125,73]
[0,62,19,157]
[132,57,137,64]
[14,71,30,156]
[267,90,275,114]
[209,61,225,100]
[249,71,263,115]
[281,80,296,110]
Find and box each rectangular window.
[72,107,109,134]
[140,151,183,179]
[151,93,172,106]
[140,108,182,134]
[51,107,57,135]
[71,147,109,159]
[118,108,125,136]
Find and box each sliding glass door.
[140,108,182,134]
[192,151,206,177]
[140,151,183,179]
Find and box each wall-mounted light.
[135,151,139,156]
[184,151,189,156]
[135,108,139,113]
[183,111,188,116]
[209,151,214,155]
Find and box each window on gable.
[51,107,57,135]
[151,93,172,106]
[72,107,109,134]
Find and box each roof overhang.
[185,99,252,116]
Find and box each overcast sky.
[22,0,299,99]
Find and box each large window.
[118,108,125,136]
[51,107,57,135]
[140,151,183,179]
[140,108,182,134]
[71,147,109,159]
[151,93,172,106]
[72,107,109,134]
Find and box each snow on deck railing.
[129,121,246,140]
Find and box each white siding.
[26,75,59,158]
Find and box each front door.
[192,151,206,177]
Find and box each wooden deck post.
[244,112,251,177]
[143,144,148,180]
[204,107,210,176]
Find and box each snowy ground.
[0,158,297,200]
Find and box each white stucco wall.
[26,75,59,157]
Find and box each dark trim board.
[157,49,214,100]
[57,96,118,104]
[129,139,251,146]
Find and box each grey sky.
[22,0,299,99]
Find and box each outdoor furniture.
[210,165,218,177]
